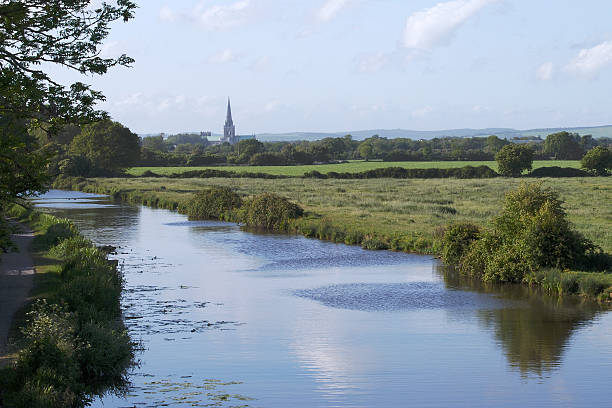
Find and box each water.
[34,190,612,408]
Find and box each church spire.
[225,98,233,126]
[223,97,236,142]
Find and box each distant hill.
[255,125,612,142]
[141,125,612,142]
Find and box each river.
[34,190,612,408]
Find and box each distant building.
[204,98,256,145]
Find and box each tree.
[70,120,140,174]
[358,142,374,161]
[495,144,534,177]
[0,1,135,201]
[543,132,583,160]
[142,135,168,152]
[581,146,612,175]
[485,135,508,154]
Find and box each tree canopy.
[70,119,140,173]
[495,144,534,177]
[581,146,612,176]
[543,132,584,160]
[0,0,136,202]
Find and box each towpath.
[0,222,35,366]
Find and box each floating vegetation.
[125,377,255,407]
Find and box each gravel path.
[0,223,35,365]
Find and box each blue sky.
[58,0,612,134]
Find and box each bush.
[460,232,500,278]
[239,193,304,230]
[496,144,534,177]
[482,241,536,283]
[48,236,92,259]
[249,152,287,166]
[581,146,612,176]
[527,166,591,178]
[178,186,242,221]
[1,302,82,408]
[446,182,605,286]
[440,223,480,264]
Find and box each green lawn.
[127,160,581,177]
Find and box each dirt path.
[0,222,35,365]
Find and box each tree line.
[41,120,612,178]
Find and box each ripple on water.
[294,282,508,312]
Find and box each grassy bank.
[127,160,581,177]
[53,176,612,300]
[0,205,134,408]
[55,176,611,253]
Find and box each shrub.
[448,182,605,286]
[494,183,595,269]
[482,241,536,283]
[496,144,534,177]
[1,302,82,408]
[440,223,480,264]
[249,152,287,166]
[178,186,242,221]
[76,322,132,395]
[49,236,92,259]
[581,146,612,176]
[239,193,304,230]
[527,166,591,178]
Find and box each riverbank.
[54,176,612,301]
[0,205,134,408]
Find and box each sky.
[53,0,612,135]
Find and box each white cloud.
[412,106,433,117]
[115,93,142,107]
[194,0,251,30]
[159,5,177,22]
[565,39,612,78]
[160,1,252,30]
[208,49,241,64]
[403,0,497,50]
[356,52,389,73]
[536,62,554,81]
[316,0,354,23]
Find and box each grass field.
[63,176,611,255]
[126,160,582,177]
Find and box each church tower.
[223,98,236,143]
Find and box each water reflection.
[33,190,612,407]
[440,267,605,377]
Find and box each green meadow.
[126,160,581,177]
[61,176,611,254]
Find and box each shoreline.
[51,177,612,302]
